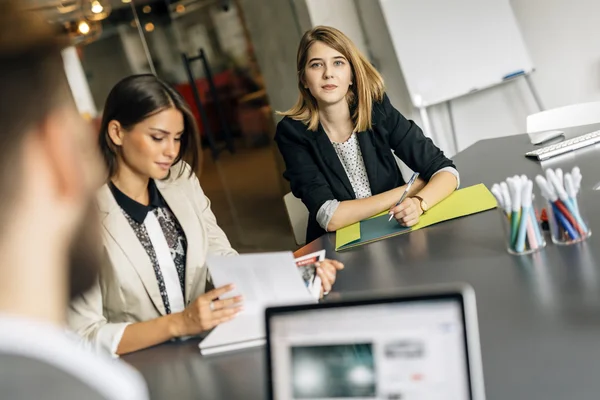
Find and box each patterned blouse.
[109,180,187,314]
[316,133,461,230]
[331,132,372,199]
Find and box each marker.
[528,206,543,249]
[564,173,580,214]
[552,203,578,240]
[547,169,587,235]
[500,182,512,220]
[536,175,561,236]
[536,174,579,240]
[572,166,582,193]
[555,168,563,186]
[508,178,522,248]
[516,180,532,252]
[491,184,504,210]
[503,70,525,80]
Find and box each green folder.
[335,183,498,251]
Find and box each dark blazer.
[275,93,456,244]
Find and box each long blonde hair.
[279,26,384,132]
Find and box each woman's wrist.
[166,311,185,339]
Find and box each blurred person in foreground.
[0,2,147,399]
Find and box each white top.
[331,133,372,199]
[317,133,460,230]
[143,212,185,314]
[0,314,148,400]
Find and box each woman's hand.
[390,197,423,227]
[316,259,344,298]
[172,284,243,337]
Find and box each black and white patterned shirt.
[331,132,372,199]
[109,180,187,315]
[316,133,461,230]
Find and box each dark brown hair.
[0,1,69,221]
[98,74,201,179]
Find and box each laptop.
[265,284,485,400]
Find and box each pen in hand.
[388,172,420,222]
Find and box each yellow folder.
[335,183,497,251]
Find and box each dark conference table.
[124,134,600,400]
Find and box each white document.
[199,252,318,355]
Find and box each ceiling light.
[78,21,91,35]
[143,5,151,13]
[84,0,111,21]
[90,0,103,14]
[176,4,185,13]
[122,0,131,3]
[145,22,155,32]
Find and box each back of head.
[0,1,69,226]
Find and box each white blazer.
[68,163,237,354]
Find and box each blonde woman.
[275,26,459,243]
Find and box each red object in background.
[174,70,239,140]
[540,208,548,222]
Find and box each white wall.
[512,0,600,109]
[444,0,600,151]
[304,0,368,56]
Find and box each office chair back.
[527,101,600,135]
[283,192,309,246]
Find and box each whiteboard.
[379,0,534,107]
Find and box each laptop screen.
[267,297,473,400]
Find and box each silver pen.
[388,172,420,222]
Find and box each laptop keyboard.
[525,130,600,161]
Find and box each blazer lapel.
[97,184,166,316]
[356,130,380,193]
[156,180,203,304]
[314,124,355,199]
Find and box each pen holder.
[498,206,546,255]
[545,196,592,245]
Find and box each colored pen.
[572,166,582,193]
[388,172,420,222]
[516,179,531,252]
[547,169,588,235]
[536,174,579,240]
[552,203,578,239]
[564,173,581,216]
[555,168,563,187]
[508,177,522,248]
[500,182,512,219]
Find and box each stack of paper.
[199,251,321,355]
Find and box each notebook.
[335,184,497,251]
[265,284,486,400]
